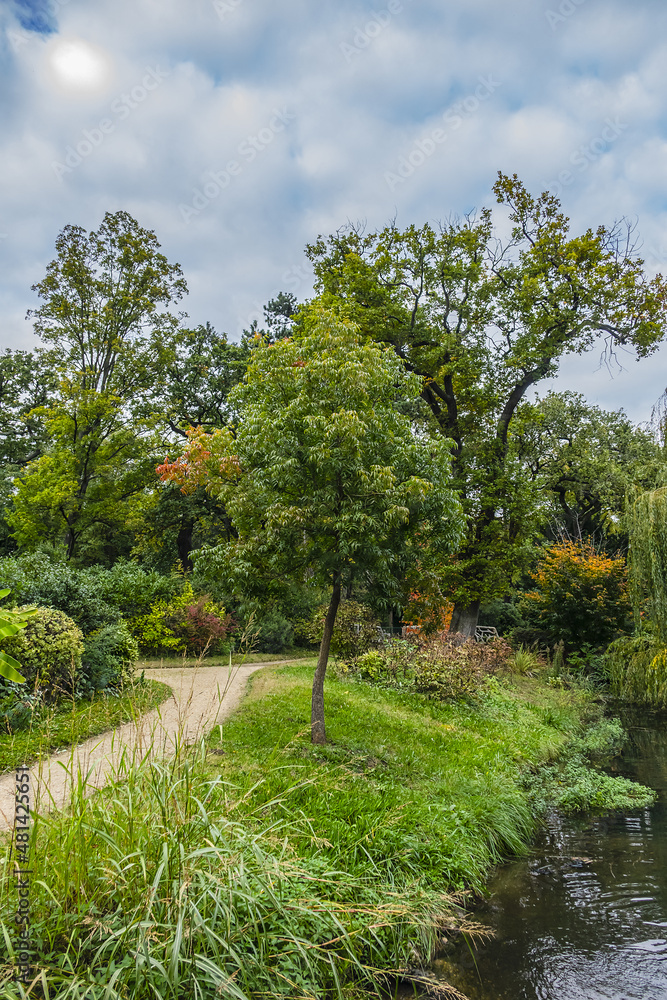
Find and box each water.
[436,711,667,1000]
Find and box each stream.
[436,709,667,1000]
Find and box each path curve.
[0,660,283,833]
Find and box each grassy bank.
[0,664,654,999]
[0,678,171,775]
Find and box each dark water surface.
[437,711,667,1000]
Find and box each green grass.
[0,678,171,775]
[0,663,653,999]
[136,648,314,669]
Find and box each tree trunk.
[449,599,481,638]
[311,572,341,744]
[177,520,194,572]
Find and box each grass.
[0,662,653,999]
[0,678,171,775]
[136,648,314,669]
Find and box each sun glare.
[47,38,113,95]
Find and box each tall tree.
[9,211,187,561]
[515,391,661,541]
[305,173,667,634]
[159,308,463,742]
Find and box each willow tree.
[159,307,463,743]
[606,487,667,705]
[306,173,667,635]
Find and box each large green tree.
[515,391,661,541]
[159,308,463,742]
[305,173,667,634]
[9,211,187,561]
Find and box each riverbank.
[0,662,654,998]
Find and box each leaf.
[0,650,26,684]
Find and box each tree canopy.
[305,173,667,633]
[159,307,464,741]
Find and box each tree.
[521,540,631,651]
[159,308,463,742]
[305,173,667,634]
[515,391,661,541]
[9,211,187,561]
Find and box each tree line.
[2,173,666,732]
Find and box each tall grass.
[0,676,461,999]
[0,663,637,999]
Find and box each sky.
[1,0,667,423]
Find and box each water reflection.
[439,713,667,999]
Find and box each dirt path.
[0,660,281,833]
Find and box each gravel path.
[0,660,280,833]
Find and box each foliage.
[520,540,631,652]
[81,559,183,617]
[515,391,661,541]
[128,583,233,657]
[412,635,513,700]
[159,307,464,741]
[306,174,667,632]
[0,590,36,683]
[10,211,187,561]
[303,600,379,666]
[527,719,656,814]
[0,552,120,634]
[0,606,83,699]
[246,604,293,653]
[79,622,139,696]
[627,485,667,643]
[603,635,667,706]
[511,646,542,674]
[0,677,170,775]
[0,688,43,735]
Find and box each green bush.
[0,689,43,734]
[0,552,120,633]
[304,600,378,664]
[413,635,513,700]
[82,560,183,617]
[249,605,294,653]
[0,606,84,699]
[129,583,234,657]
[79,622,139,696]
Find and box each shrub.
[245,605,293,654]
[79,622,139,696]
[0,552,120,633]
[82,560,183,618]
[413,634,513,700]
[167,596,235,656]
[0,689,43,734]
[304,601,379,665]
[129,583,234,657]
[0,606,84,699]
[520,540,632,653]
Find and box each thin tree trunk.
[311,572,341,744]
[449,599,481,638]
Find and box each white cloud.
[1,0,667,421]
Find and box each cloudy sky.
[2,0,667,422]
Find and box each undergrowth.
[0,678,171,775]
[0,664,653,999]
